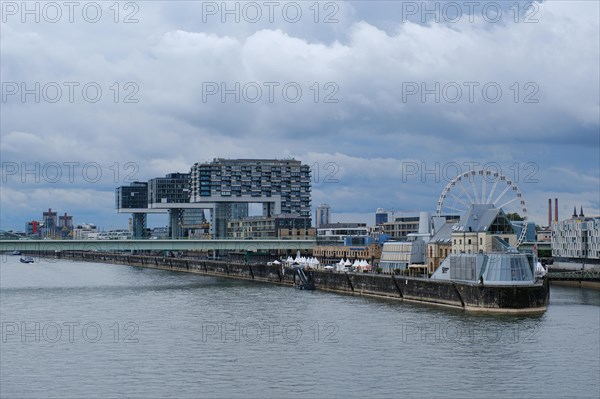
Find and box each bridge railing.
[547,270,600,281]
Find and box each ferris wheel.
[436,168,528,246]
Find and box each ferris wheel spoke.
[444,205,468,214]
[486,178,500,204]
[492,184,512,206]
[448,192,471,209]
[497,196,519,210]
[481,176,487,203]
[457,179,476,205]
[469,178,480,205]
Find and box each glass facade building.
[316,204,331,228]
[190,159,311,218]
[148,173,190,204]
[116,182,148,209]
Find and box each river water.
[1,257,599,398]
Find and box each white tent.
[535,262,547,277]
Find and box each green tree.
[506,212,524,221]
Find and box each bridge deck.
[0,239,315,252]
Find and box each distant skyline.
[1,1,599,231]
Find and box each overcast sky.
[1,0,599,230]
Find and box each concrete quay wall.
[38,251,548,312]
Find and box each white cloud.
[1,1,598,229]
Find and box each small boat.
[20,256,34,263]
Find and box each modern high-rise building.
[375,208,388,226]
[148,173,190,204]
[116,182,149,209]
[147,173,191,238]
[190,158,311,237]
[42,208,58,238]
[25,220,40,237]
[43,208,57,229]
[58,212,73,229]
[116,182,149,238]
[58,212,74,238]
[316,204,331,228]
[116,159,312,239]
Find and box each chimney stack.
[555,198,558,222]
[548,198,552,227]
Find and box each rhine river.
[1,257,599,398]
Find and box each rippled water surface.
[1,257,599,398]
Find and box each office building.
[73,223,97,240]
[382,216,420,240]
[313,222,380,265]
[58,213,73,229]
[42,208,58,238]
[116,182,149,238]
[58,212,74,238]
[316,223,369,246]
[116,159,312,239]
[190,159,311,238]
[148,173,190,204]
[147,173,192,238]
[316,204,331,228]
[25,220,41,237]
[227,214,314,239]
[375,208,388,226]
[552,207,600,260]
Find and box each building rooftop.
[430,221,454,243]
[319,222,366,229]
[453,204,506,233]
[194,158,302,165]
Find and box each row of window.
[381,253,412,261]
[453,237,484,245]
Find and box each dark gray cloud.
[1,0,598,230]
